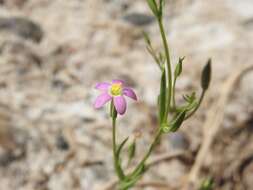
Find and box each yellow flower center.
[110,83,122,96]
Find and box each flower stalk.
[111,103,125,180]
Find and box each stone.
[0,17,43,43]
[56,134,69,151]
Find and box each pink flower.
[94,79,137,115]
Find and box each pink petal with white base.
[95,82,111,90]
[94,93,112,109]
[113,96,127,115]
[112,79,125,85]
[123,87,137,100]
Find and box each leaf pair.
[146,0,164,18]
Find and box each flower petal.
[94,93,112,109]
[123,87,137,100]
[113,96,127,115]
[112,79,125,85]
[95,82,111,90]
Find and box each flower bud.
[201,59,212,91]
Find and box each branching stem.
[158,18,172,118]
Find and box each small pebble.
[56,135,69,151]
[167,132,190,150]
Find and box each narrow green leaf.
[143,31,151,46]
[169,110,186,132]
[159,52,165,65]
[159,68,167,123]
[201,58,212,90]
[158,0,164,18]
[128,140,136,163]
[114,137,128,180]
[146,46,162,70]
[116,137,129,158]
[146,0,159,17]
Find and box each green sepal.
[146,0,159,17]
[183,92,196,104]
[201,58,212,91]
[176,92,198,112]
[110,101,117,119]
[158,68,167,124]
[174,56,185,78]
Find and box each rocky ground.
[0,0,252,190]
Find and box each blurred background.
[0,0,252,189]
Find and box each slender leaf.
[169,110,186,132]
[159,52,166,65]
[143,31,151,46]
[159,0,164,18]
[146,0,159,17]
[116,137,129,158]
[128,140,136,163]
[159,68,167,123]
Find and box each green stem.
[172,78,176,109]
[112,113,125,180]
[158,18,172,117]
[132,128,163,175]
[143,128,163,163]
